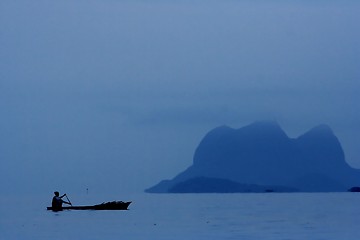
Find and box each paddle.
[65,194,73,206]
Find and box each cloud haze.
[1,0,359,194]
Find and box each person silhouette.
[52,191,71,211]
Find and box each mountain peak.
[309,124,333,134]
[241,120,289,140]
[298,124,335,140]
[244,120,281,130]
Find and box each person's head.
[54,191,59,197]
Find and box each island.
[146,121,360,193]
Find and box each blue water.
[1,193,360,240]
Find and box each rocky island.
[146,121,360,193]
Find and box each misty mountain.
[146,121,360,193]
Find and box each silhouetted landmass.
[146,121,360,193]
[169,177,298,193]
[348,187,360,192]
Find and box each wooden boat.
[47,201,131,211]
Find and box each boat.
[47,201,131,211]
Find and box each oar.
[65,194,73,206]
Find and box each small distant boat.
[47,201,131,211]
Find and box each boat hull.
[47,201,131,211]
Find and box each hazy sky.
[1,0,359,194]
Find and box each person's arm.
[60,193,72,205]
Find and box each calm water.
[1,193,360,240]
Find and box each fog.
[1,0,359,195]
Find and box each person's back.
[52,195,62,211]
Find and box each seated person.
[52,191,71,211]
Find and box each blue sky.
[1,0,359,194]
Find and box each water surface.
[1,193,359,240]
